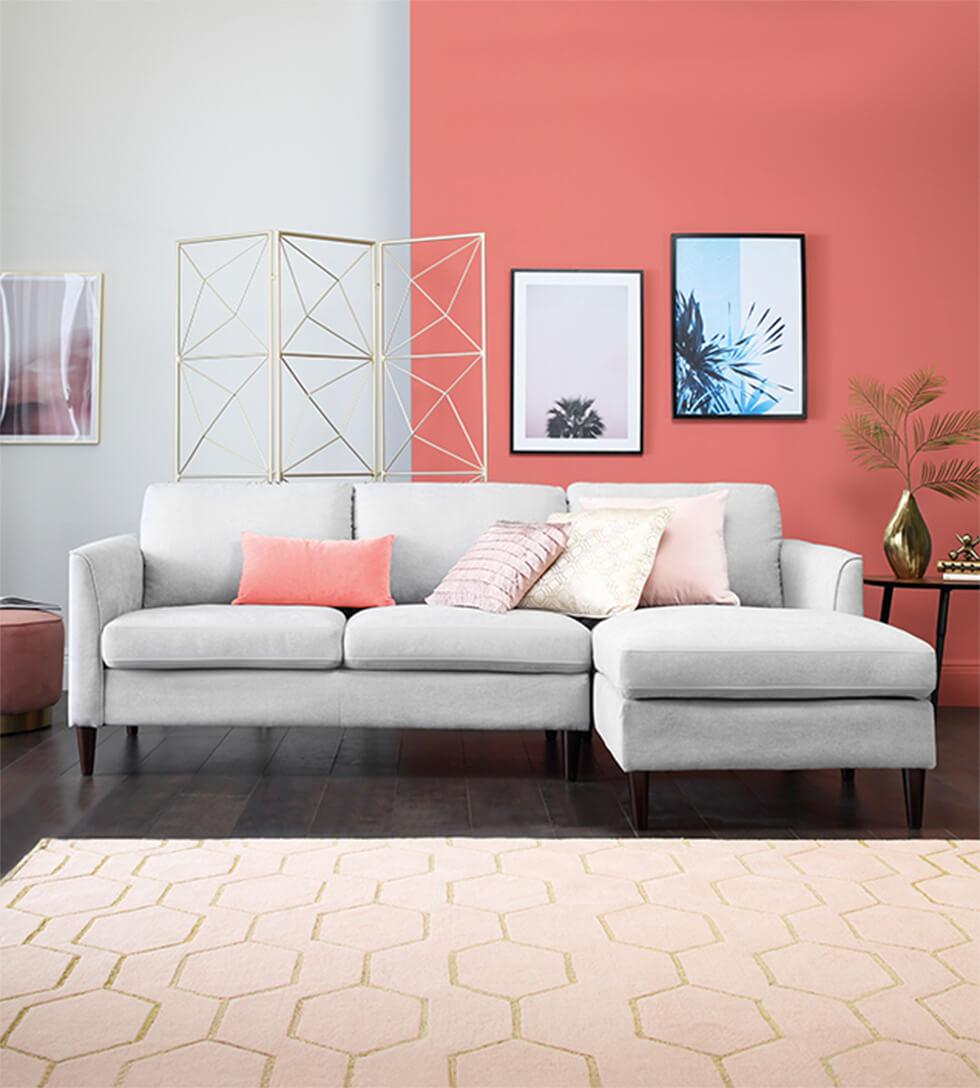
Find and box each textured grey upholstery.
[567,482,783,607]
[140,481,353,608]
[344,604,590,673]
[338,671,589,730]
[593,674,936,771]
[781,539,864,615]
[592,606,935,699]
[103,669,589,731]
[69,535,144,728]
[104,669,340,727]
[353,483,567,603]
[102,605,346,670]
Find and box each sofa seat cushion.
[593,606,935,699]
[102,605,346,670]
[343,604,591,673]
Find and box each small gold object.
[948,533,980,563]
[883,490,932,580]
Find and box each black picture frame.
[510,268,645,454]
[671,233,807,420]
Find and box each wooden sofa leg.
[76,727,96,776]
[562,731,582,782]
[628,771,649,831]
[126,726,139,737]
[544,729,557,744]
[841,768,855,785]
[903,769,926,831]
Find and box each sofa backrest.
[354,482,567,603]
[566,482,783,607]
[140,482,353,607]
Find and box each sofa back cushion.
[354,483,567,603]
[567,482,783,607]
[140,482,353,607]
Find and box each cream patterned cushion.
[519,507,672,618]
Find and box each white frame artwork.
[511,269,643,454]
[0,272,103,444]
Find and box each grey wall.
[0,0,410,610]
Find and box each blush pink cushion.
[581,491,739,607]
[233,532,395,608]
[426,521,569,613]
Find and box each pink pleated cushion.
[581,490,739,607]
[426,521,569,613]
[233,531,395,608]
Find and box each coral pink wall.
[411,0,979,704]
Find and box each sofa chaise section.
[577,483,937,831]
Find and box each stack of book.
[937,560,980,582]
[0,596,62,613]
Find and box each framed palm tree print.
[511,269,643,453]
[672,234,806,418]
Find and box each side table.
[864,574,978,709]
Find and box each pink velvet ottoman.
[0,610,64,733]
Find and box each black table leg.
[879,584,894,623]
[931,587,952,709]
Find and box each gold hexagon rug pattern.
[1,837,978,1087]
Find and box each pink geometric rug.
[0,838,977,1087]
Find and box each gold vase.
[883,490,931,579]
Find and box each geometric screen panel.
[277,233,376,479]
[176,232,273,480]
[379,233,486,481]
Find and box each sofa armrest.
[780,539,864,615]
[68,535,143,727]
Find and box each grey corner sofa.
[68,481,937,830]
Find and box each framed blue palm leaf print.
[672,234,806,419]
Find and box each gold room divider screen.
[175,230,486,483]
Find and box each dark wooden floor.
[2,699,977,875]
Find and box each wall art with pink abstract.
[0,273,102,443]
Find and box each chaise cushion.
[102,605,346,670]
[344,604,591,673]
[593,606,935,699]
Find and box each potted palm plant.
[838,369,979,578]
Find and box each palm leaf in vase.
[837,368,980,577]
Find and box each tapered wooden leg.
[126,726,139,737]
[841,768,855,785]
[544,729,557,744]
[903,769,926,831]
[76,727,96,776]
[628,771,649,831]
[562,731,582,782]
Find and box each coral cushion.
[581,490,739,607]
[233,532,395,608]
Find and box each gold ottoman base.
[0,706,53,735]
